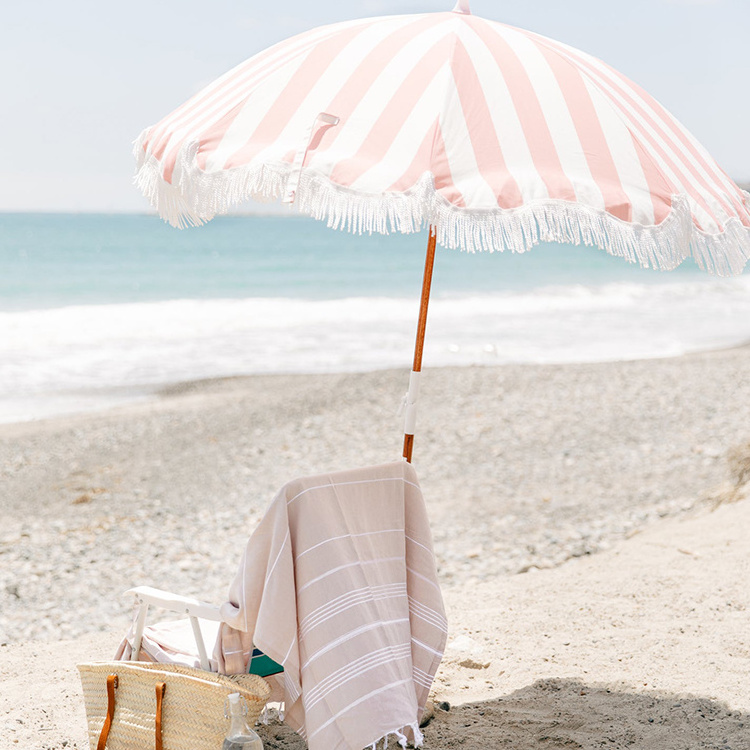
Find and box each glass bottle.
[222,692,263,750]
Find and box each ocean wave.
[2,278,749,423]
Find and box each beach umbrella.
[134,0,750,462]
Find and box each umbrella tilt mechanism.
[283,112,340,205]
[403,226,437,463]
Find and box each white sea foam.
[2,277,749,423]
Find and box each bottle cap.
[225,692,248,719]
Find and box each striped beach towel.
[214,462,447,750]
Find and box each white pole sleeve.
[403,370,421,435]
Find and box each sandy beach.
[2,348,749,749]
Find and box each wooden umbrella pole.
[403,225,437,463]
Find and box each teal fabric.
[249,647,283,677]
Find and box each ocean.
[1,212,749,424]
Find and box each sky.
[1,0,748,213]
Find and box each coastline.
[1,349,749,748]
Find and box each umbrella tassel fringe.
[133,135,750,276]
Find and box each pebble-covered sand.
[1,348,749,749]
[2,348,748,643]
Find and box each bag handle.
[96,674,118,750]
[95,674,167,750]
[154,682,166,750]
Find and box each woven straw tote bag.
[78,661,270,750]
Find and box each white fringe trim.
[366,722,424,749]
[259,703,422,749]
[133,131,750,278]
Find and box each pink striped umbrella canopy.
[135,1,750,275]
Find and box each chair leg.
[189,615,210,671]
[131,601,149,661]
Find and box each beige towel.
[215,462,447,750]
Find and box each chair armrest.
[125,586,223,621]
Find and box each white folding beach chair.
[121,585,224,672]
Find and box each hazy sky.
[2,0,747,213]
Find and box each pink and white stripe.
[134,3,750,274]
